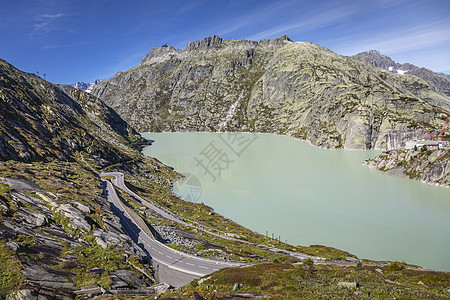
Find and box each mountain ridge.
[92,35,450,151]
[0,58,147,164]
[71,79,100,93]
[351,50,450,96]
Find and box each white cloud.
[97,48,150,79]
[215,0,301,37]
[32,13,65,34]
[247,5,358,41]
[337,22,450,56]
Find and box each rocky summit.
[92,35,450,150]
[352,50,450,97]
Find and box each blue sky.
[1,0,449,84]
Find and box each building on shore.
[405,139,449,150]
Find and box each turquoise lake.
[142,132,450,271]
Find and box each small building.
[405,139,449,150]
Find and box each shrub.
[303,258,314,270]
[387,261,405,271]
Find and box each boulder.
[58,204,91,231]
[153,282,172,294]
[111,269,148,287]
[6,289,38,300]
[74,202,91,213]
[338,282,359,289]
[6,241,19,252]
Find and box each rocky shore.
[364,146,450,187]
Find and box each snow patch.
[397,69,406,75]
[71,79,100,94]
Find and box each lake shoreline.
[141,132,450,272]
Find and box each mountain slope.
[92,35,450,150]
[351,50,450,96]
[0,58,174,297]
[0,58,146,164]
[2,58,450,299]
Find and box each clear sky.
[1,0,449,84]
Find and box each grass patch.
[165,263,450,299]
[0,240,25,297]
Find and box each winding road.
[100,173,241,287]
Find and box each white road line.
[186,262,195,266]
[166,255,173,259]
[198,266,209,269]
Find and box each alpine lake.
[142,132,450,271]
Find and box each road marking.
[198,266,209,269]
[166,255,173,259]
[186,262,195,266]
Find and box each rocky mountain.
[92,35,450,150]
[2,56,450,299]
[0,58,178,297]
[0,58,146,164]
[365,145,450,187]
[352,50,450,96]
[71,79,100,93]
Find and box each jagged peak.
[185,35,223,51]
[355,49,389,58]
[140,43,178,64]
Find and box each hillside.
[1,58,450,299]
[352,50,450,97]
[0,58,174,297]
[0,58,146,164]
[92,35,450,150]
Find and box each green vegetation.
[0,241,25,297]
[296,245,357,260]
[0,160,156,294]
[67,244,130,288]
[164,263,450,299]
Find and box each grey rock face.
[186,35,223,51]
[365,146,450,187]
[92,36,450,151]
[352,50,450,96]
[58,204,91,231]
[6,289,39,300]
[0,176,153,296]
[0,58,146,164]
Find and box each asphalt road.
[105,172,186,225]
[100,176,240,287]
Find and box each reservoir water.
[142,132,450,271]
